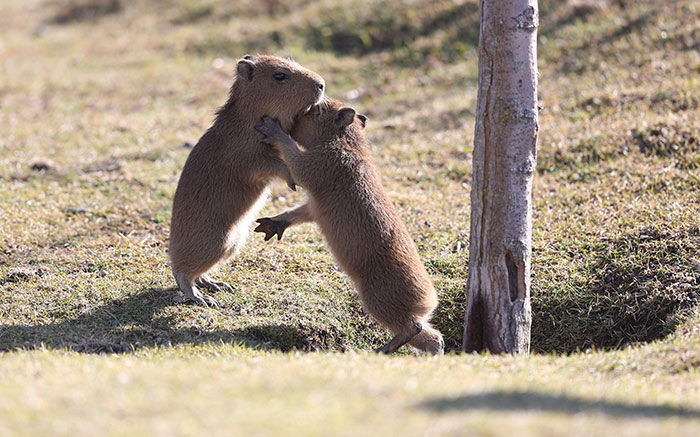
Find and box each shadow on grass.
[48,0,123,25]
[419,390,700,418]
[305,1,480,57]
[432,226,699,354]
[0,288,310,354]
[532,226,700,354]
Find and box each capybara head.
[290,97,368,148]
[235,55,325,130]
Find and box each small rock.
[33,24,48,37]
[691,258,700,274]
[30,160,55,171]
[64,206,87,215]
[83,159,121,173]
[346,89,362,101]
[5,269,37,282]
[453,240,467,253]
[110,343,132,354]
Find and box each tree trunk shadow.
[419,390,700,419]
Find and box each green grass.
[1,0,699,434]
[2,341,700,436]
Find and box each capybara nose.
[317,82,325,91]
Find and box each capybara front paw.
[256,116,290,146]
[254,217,289,241]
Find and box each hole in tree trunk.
[506,251,519,303]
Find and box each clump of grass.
[633,123,699,168]
[431,283,466,352]
[303,0,479,62]
[532,226,700,353]
[47,0,123,25]
[538,134,626,176]
[432,223,700,354]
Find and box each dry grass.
[0,0,699,434]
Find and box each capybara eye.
[273,72,287,81]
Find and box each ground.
[0,0,699,435]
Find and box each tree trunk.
[463,0,539,354]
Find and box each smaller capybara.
[254,98,444,354]
[169,55,325,307]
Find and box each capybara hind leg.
[196,275,234,293]
[173,271,220,308]
[375,320,423,355]
[408,323,445,355]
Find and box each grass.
[1,0,699,434]
[1,340,700,436]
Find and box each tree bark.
[463,0,539,354]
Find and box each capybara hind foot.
[173,292,219,308]
[254,217,290,241]
[375,321,423,355]
[174,272,220,308]
[408,323,444,355]
[196,275,234,293]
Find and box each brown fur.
[255,98,444,354]
[169,55,325,307]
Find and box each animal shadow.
[0,287,309,353]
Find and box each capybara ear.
[357,114,368,128]
[237,59,255,82]
[336,107,357,128]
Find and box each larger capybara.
[169,55,325,307]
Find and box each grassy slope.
[0,0,699,434]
